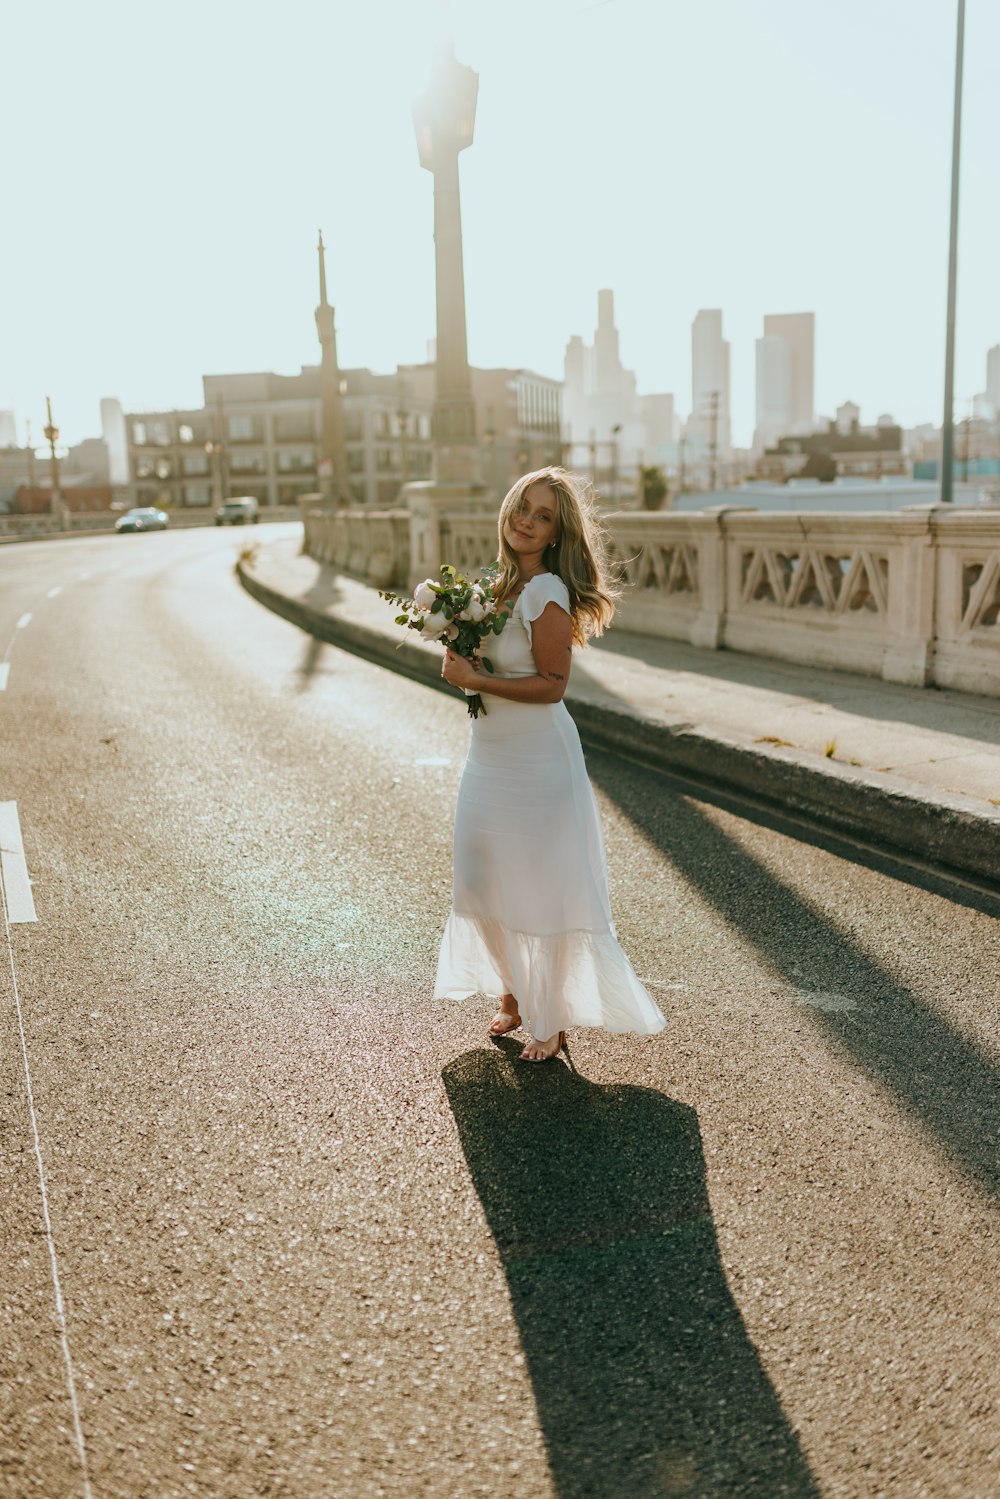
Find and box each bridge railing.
[302,502,1000,697]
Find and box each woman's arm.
[441,602,574,704]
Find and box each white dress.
[434,572,667,1039]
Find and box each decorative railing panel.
[437,517,497,578]
[302,500,1000,697]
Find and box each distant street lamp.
[43,396,69,528]
[610,423,623,506]
[940,0,966,504]
[205,438,223,508]
[483,426,498,496]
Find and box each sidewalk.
[238,536,1000,889]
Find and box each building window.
[230,450,267,475]
[154,457,173,479]
[135,455,156,479]
[181,452,210,476]
[375,446,396,472]
[345,411,363,441]
[274,412,315,441]
[178,424,194,444]
[417,415,431,440]
[149,419,171,446]
[347,447,365,474]
[131,421,147,445]
[276,447,316,473]
[183,482,212,507]
[228,414,261,442]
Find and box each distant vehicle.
[115,507,169,533]
[215,496,259,526]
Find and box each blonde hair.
[494,467,620,645]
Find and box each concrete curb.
[237,556,1000,891]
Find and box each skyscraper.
[987,345,1000,414]
[688,309,731,457]
[562,290,636,453]
[755,336,792,449]
[761,313,815,437]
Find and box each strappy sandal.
[489,1009,522,1036]
[518,1030,567,1062]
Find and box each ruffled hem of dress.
[433,912,667,1037]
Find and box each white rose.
[421,611,449,637]
[466,597,486,622]
[444,623,459,641]
[413,580,438,610]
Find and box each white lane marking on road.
[47,586,62,599]
[0,664,8,692]
[0,823,94,1499]
[0,803,37,923]
[16,613,32,629]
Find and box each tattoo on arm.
[548,671,565,681]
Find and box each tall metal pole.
[940,0,966,504]
[43,396,65,526]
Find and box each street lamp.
[483,426,498,496]
[940,0,966,504]
[43,395,68,528]
[611,423,623,506]
[205,438,223,508]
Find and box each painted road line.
[1,836,94,1498]
[0,664,9,692]
[46,586,62,599]
[16,613,32,630]
[0,803,38,923]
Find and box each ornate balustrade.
[302,501,1000,697]
[302,506,410,590]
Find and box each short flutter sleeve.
[520,572,572,642]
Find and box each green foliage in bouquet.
[379,562,513,717]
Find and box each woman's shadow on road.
[442,1041,820,1499]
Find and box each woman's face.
[504,482,559,562]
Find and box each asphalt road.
[1,525,998,1499]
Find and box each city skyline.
[2,0,999,451]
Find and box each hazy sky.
[3,0,998,449]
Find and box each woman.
[437,467,666,1060]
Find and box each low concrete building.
[123,362,562,511]
[757,413,906,483]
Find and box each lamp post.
[940,0,966,504]
[396,374,410,487]
[483,427,497,496]
[43,396,68,528]
[610,423,622,506]
[205,439,223,509]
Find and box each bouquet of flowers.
[380,563,510,718]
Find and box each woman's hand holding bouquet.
[380,563,510,718]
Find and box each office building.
[986,345,1000,415]
[687,309,731,460]
[759,313,815,441]
[122,362,561,510]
